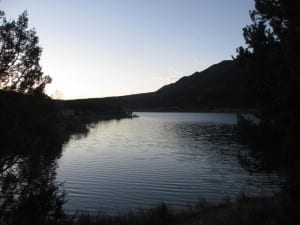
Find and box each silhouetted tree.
[0,10,51,94]
[235,0,300,196]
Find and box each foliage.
[0,10,68,223]
[0,10,51,94]
[236,0,300,117]
[235,0,300,195]
[0,90,64,156]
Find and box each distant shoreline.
[130,108,258,113]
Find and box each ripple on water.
[57,112,283,214]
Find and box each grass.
[70,193,296,225]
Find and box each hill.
[114,60,251,111]
[61,60,253,112]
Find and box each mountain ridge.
[62,60,254,112]
[114,60,251,111]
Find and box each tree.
[235,0,300,196]
[236,0,299,120]
[0,10,51,94]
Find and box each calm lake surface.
[57,112,282,214]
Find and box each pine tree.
[235,0,300,195]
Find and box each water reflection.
[0,150,70,225]
[57,113,283,214]
[0,112,282,220]
[168,123,239,159]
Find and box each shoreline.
[129,108,258,114]
[58,109,134,141]
[71,192,292,225]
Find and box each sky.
[1,0,254,99]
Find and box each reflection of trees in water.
[170,123,236,145]
[168,123,242,157]
[0,152,71,225]
[0,90,93,224]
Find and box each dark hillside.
[60,60,253,112]
[115,60,251,111]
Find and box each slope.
[115,60,250,111]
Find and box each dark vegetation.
[0,11,50,94]
[73,194,293,225]
[234,0,300,196]
[0,9,131,153]
[1,0,300,224]
[234,0,300,223]
[0,9,131,225]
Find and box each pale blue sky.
[1,0,254,99]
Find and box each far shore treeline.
[1,0,300,224]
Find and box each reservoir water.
[57,112,282,214]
